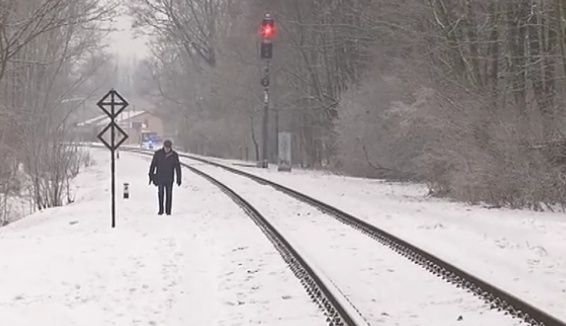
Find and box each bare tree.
[0,0,114,221]
[129,0,566,209]
[0,0,114,81]
[130,0,228,68]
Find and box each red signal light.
[260,14,275,39]
[262,24,274,38]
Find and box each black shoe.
[158,211,164,216]
[166,212,171,216]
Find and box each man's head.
[163,139,172,153]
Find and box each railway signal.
[259,13,274,168]
[260,14,275,39]
[260,14,274,60]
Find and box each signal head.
[260,14,275,39]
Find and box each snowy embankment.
[185,155,566,322]
[0,149,325,326]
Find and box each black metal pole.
[111,148,116,228]
[275,103,279,163]
[262,60,270,168]
[111,92,116,228]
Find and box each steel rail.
[132,149,359,326]
[181,153,566,326]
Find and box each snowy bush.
[337,69,566,210]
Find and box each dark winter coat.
[149,149,182,185]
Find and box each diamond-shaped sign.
[95,89,130,229]
[97,90,129,118]
[97,122,129,151]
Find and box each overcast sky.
[107,14,150,61]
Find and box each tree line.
[130,0,566,209]
[0,0,113,224]
[3,0,564,219]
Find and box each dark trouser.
[158,182,174,214]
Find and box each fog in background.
[108,14,149,62]
[3,0,566,223]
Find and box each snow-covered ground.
[186,161,523,325]
[0,150,325,325]
[2,148,564,325]
[184,155,566,322]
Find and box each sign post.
[96,90,129,228]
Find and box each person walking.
[148,140,182,215]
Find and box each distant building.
[75,110,164,146]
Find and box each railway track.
[108,145,564,326]
[131,149,360,326]
[175,153,565,326]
